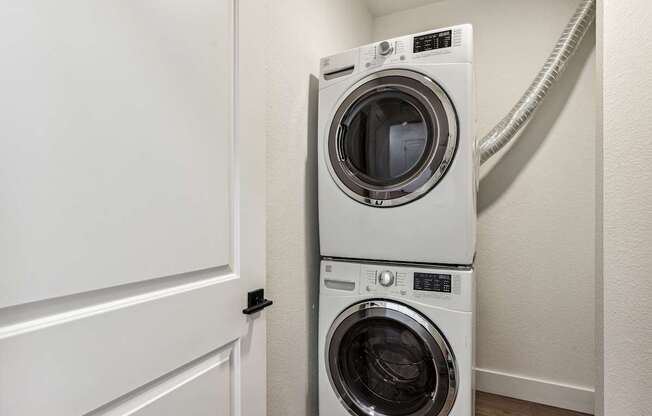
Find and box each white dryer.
[318,25,476,266]
[319,259,475,416]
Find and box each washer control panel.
[321,260,473,312]
[360,265,462,298]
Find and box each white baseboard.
[475,368,595,414]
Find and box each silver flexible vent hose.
[479,0,596,164]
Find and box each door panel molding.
[0,275,245,415]
[87,342,239,416]
[0,266,234,340]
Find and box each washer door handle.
[336,124,347,161]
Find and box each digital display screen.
[413,30,453,53]
[413,273,452,293]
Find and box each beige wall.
[373,1,595,412]
[598,1,652,414]
[265,2,372,415]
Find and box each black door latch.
[242,289,273,315]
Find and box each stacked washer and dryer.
[317,25,477,416]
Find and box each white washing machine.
[319,259,475,416]
[318,25,477,266]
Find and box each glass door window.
[327,70,458,207]
[326,301,457,416]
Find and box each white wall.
[265,2,372,416]
[373,1,595,412]
[598,1,652,415]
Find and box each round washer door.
[326,300,458,416]
[327,69,458,207]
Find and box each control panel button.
[378,270,395,287]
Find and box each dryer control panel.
[320,23,473,82]
[357,25,469,71]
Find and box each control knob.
[378,41,393,56]
[378,270,395,287]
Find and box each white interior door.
[0,0,267,415]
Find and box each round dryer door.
[327,69,458,207]
[326,300,458,416]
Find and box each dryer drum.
[326,301,458,416]
[327,69,459,208]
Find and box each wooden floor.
[476,392,592,416]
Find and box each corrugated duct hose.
[479,0,596,164]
